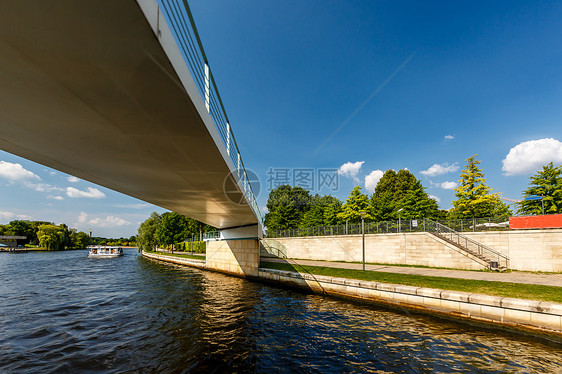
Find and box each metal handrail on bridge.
[156,0,262,223]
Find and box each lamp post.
[397,208,403,233]
[360,211,367,272]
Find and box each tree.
[71,231,91,249]
[137,212,162,251]
[323,199,344,226]
[36,224,65,250]
[450,155,511,222]
[156,212,191,247]
[398,180,439,219]
[265,185,311,230]
[517,162,562,215]
[338,186,372,223]
[300,195,342,228]
[6,220,35,245]
[370,169,421,221]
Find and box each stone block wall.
[263,229,562,272]
[262,232,488,270]
[206,239,260,277]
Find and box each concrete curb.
[142,251,206,269]
[259,268,562,335]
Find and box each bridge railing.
[156,0,262,223]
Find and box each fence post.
[204,63,210,113]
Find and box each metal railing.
[156,0,262,223]
[202,231,220,241]
[425,220,509,269]
[265,217,511,238]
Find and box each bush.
[176,240,205,253]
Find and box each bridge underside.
[0,1,258,231]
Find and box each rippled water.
[0,250,561,373]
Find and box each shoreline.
[141,251,562,339]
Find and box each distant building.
[0,236,27,247]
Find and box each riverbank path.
[260,258,562,287]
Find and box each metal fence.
[265,217,511,238]
[157,0,262,223]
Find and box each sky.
[1,0,562,237]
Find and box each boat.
[88,246,123,258]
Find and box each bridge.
[0,1,262,276]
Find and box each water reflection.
[0,250,560,373]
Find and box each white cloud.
[420,163,459,177]
[502,138,562,176]
[0,211,31,221]
[338,161,364,182]
[440,181,458,190]
[88,215,130,227]
[429,195,441,203]
[0,161,40,182]
[364,170,384,194]
[48,195,64,201]
[67,176,80,183]
[66,187,106,199]
[444,135,455,140]
[77,212,88,224]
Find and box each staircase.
[426,220,509,271]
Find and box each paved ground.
[260,258,562,287]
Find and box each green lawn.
[260,261,562,303]
[145,250,205,261]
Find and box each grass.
[260,261,562,303]
[282,258,499,272]
[145,250,205,261]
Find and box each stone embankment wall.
[259,268,562,336]
[142,251,562,336]
[262,229,562,272]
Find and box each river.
[0,249,560,373]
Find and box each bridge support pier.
[206,239,260,278]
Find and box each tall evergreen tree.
[450,155,511,221]
[398,180,439,219]
[517,162,562,215]
[338,186,372,223]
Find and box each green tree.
[137,212,162,251]
[398,180,439,219]
[6,220,35,245]
[37,224,65,250]
[517,162,562,215]
[156,212,191,247]
[265,185,311,230]
[71,231,91,249]
[338,186,372,223]
[323,199,344,226]
[450,155,511,222]
[370,169,420,221]
[300,195,342,228]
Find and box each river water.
[0,249,561,373]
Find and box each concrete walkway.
[260,258,562,287]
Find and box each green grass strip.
[260,261,562,303]
[145,250,205,261]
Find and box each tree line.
[136,212,215,251]
[265,156,562,231]
[0,220,135,250]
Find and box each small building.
[0,235,27,247]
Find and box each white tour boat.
[88,246,124,258]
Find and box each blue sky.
[2,0,562,237]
